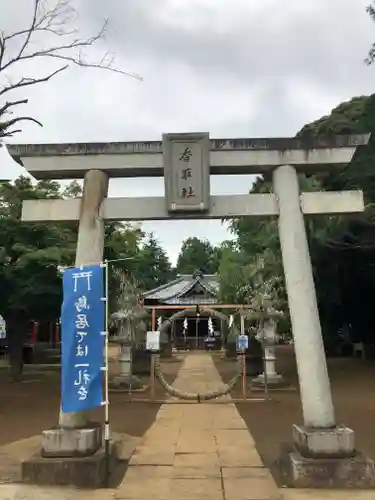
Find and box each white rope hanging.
[157,316,162,331]
[229,315,234,328]
[208,316,214,335]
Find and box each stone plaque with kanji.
[163,132,210,212]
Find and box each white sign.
[0,315,6,340]
[146,330,160,351]
[237,334,248,351]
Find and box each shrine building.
[142,271,223,349]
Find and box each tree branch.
[0,0,143,139]
[366,3,375,64]
[0,99,28,117]
[0,32,5,69]
[0,66,68,98]
[0,100,43,139]
[0,0,142,98]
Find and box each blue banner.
[61,265,105,413]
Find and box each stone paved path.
[115,351,280,500]
[1,352,375,499]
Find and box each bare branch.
[16,0,41,62]
[0,99,28,116]
[0,128,22,138]
[0,98,42,139]
[0,0,142,95]
[43,52,143,79]
[0,0,143,139]
[366,4,375,64]
[0,66,68,98]
[0,32,5,68]
[0,116,43,139]
[1,20,108,76]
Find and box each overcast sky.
[1,0,375,265]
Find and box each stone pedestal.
[111,344,143,390]
[22,439,119,489]
[118,344,132,376]
[252,345,288,389]
[21,423,121,488]
[41,424,102,458]
[278,424,375,488]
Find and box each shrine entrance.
[10,131,373,486]
[158,305,227,351]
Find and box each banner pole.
[103,260,110,486]
[150,309,156,399]
[262,344,270,401]
[240,315,247,400]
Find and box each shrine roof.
[143,273,219,305]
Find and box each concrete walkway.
[116,352,280,500]
[1,352,375,499]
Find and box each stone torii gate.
[8,133,375,488]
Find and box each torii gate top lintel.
[12,131,370,222]
[6,132,371,180]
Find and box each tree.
[104,222,145,312]
[0,0,142,139]
[218,244,247,303]
[0,176,77,379]
[135,233,174,291]
[222,93,375,349]
[0,176,148,379]
[297,94,375,345]
[366,3,375,65]
[176,237,220,275]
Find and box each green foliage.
[105,222,144,313]
[220,93,375,345]
[0,177,76,320]
[0,176,174,324]
[135,233,174,291]
[218,245,246,303]
[176,236,221,274]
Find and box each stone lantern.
[252,314,288,388]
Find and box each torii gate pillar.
[274,165,335,428]
[274,165,375,488]
[58,169,108,427]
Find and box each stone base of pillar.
[278,424,375,488]
[41,423,102,458]
[22,439,119,488]
[293,424,355,458]
[251,372,290,389]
